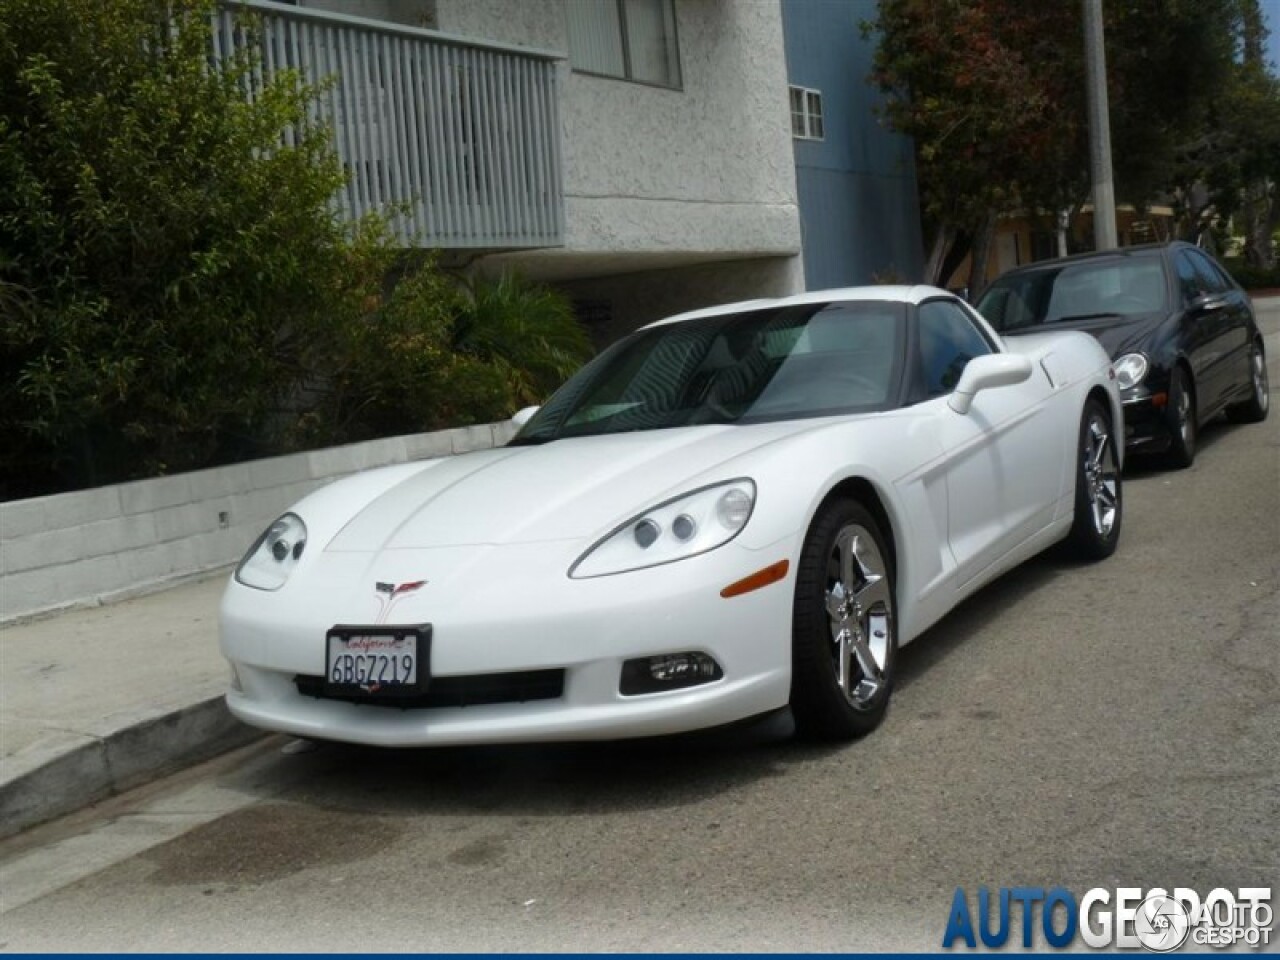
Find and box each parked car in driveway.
[221,286,1122,748]
[975,242,1269,467]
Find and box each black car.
[975,241,1269,467]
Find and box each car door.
[1187,248,1252,413]
[914,299,1062,590]
[1173,249,1234,412]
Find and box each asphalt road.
[2,305,1277,952]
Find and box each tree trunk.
[1243,180,1273,269]
[967,212,999,300]
[1261,189,1278,271]
[1243,181,1276,270]
[924,223,957,286]
[938,229,973,291]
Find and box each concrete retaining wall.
[0,421,517,623]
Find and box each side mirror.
[511,405,540,427]
[948,354,1033,414]
[1189,292,1227,313]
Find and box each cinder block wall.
[0,421,517,623]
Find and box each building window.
[790,86,824,140]
[566,0,681,89]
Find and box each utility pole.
[1083,0,1118,250]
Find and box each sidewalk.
[0,573,259,838]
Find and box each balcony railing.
[213,0,564,249]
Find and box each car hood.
[323,421,821,552]
[1008,312,1166,359]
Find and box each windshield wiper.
[506,435,554,447]
[1051,312,1124,323]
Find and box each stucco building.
[236,0,920,338]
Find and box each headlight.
[1113,352,1149,391]
[570,479,756,578]
[235,513,307,590]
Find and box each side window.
[1175,252,1204,303]
[1188,250,1230,294]
[917,300,994,397]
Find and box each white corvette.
[220,286,1122,745]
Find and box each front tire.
[1065,399,1122,561]
[790,499,897,741]
[1225,339,1269,424]
[1166,366,1197,468]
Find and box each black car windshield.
[976,255,1168,333]
[513,300,906,443]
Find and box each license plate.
[324,624,430,697]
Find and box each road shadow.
[1122,412,1241,477]
[220,707,827,819]
[894,549,1064,694]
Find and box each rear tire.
[1065,399,1122,561]
[1165,366,1197,469]
[790,499,896,741]
[1225,339,1269,424]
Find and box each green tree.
[866,0,1240,289]
[867,1,1087,292]
[1172,0,1280,268]
[0,0,592,498]
[0,0,362,494]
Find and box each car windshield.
[512,300,906,443]
[976,255,1168,333]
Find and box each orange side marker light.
[720,559,790,599]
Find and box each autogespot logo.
[942,886,1273,951]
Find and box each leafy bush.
[0,0,589,499]
[294,262,589,448]
[0,0,357,494]
[1223,257,1280,291]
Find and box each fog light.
[620,652,723,695]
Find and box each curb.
[0,697,263,840]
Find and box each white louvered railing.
[213,0,565,249]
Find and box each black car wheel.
[1226,339,1269,424]
[790,499,896,741]
[1166,366,1197,469]
[1065,399,1122,561]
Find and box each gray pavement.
[0,574,259,838]
[0,295,1276,849]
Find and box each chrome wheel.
[1167,367,1197,468]
[1065,400,1122,560]
[1252,349,1269,412]
[825,525,893,710]
[1083,413,1119,538]
[1226,342,1269,425]
[1176,384,1193,446]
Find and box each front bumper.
[1121,388,1173,453]
[219,539,797,746]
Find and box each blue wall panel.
[782,0,923,289]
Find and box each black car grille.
[294,669,565,709]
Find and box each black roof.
[997,240,1193,277]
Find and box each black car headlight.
[235,513,307,591]
[1113,353,1149,391]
